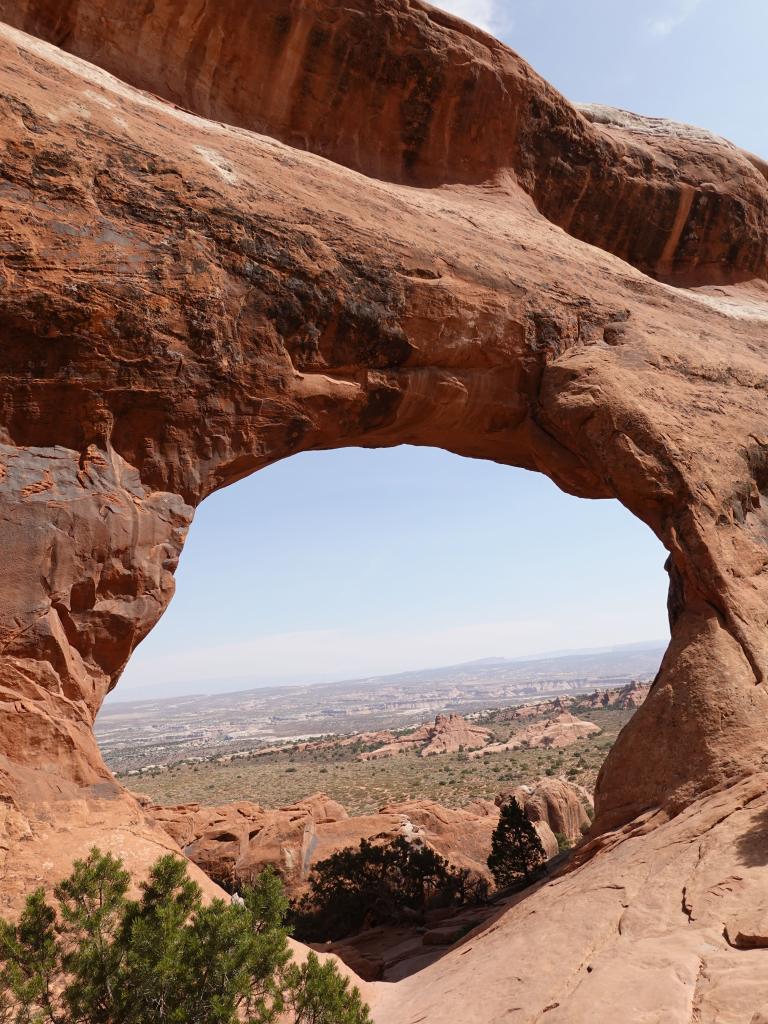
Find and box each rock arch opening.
[95,447,669,803]
[90,445,670,966]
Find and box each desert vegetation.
[127,704,631,814]
[487,800,546,887]
[0,849,370,1024]
[292,836,488,942]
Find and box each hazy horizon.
[110,636,668,705]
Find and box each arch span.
[2,0,768,284]
[0,2,768,902]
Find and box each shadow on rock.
[735,806,768,867]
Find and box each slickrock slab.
[371,776,768,1023]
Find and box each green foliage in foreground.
[0,848,371,1024]
[487,799,545,888]
[285,952,371,1024]
[293,835,487,942]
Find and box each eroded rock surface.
[358,713,492,760]
[0,0,767,840]
[0,2,768,1021]
[372,777,768,1024]
[499,777,594,845]
[148,792,499,897]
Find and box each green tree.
[285,952,371,1024]
[0,849,369,1024]
[487,800,545,888]
[293,836,484,941]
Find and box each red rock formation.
[149,793,498,897]
[1,2,768,1019]
[470,712,600,756]
[1,0,766,286]
[372,776,768,1024]
[0,0,766,844]
[419,714,493,756]
[499,778,594,845]
[358,713,492,760]
[574,681,652,711]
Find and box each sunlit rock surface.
[0,2,768,1020]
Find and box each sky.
[114,1,768,701]
[118,449,669,700]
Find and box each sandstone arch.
[0,0,767,955]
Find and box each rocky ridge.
[142,777,590,982]
[144,775,591,900]
[358,713,492,760]
[470,711,601,756]
[145,791,495,897]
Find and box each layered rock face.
[1,0,767,286]
[1,1,768,1018]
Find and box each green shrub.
[554,832,572,853]
[487,800,545,888]
[285,952,371,1024]
[293,836,486,941]
[0,848,370,1024]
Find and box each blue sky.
[119,451,668,699]
[116,1,767,700]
